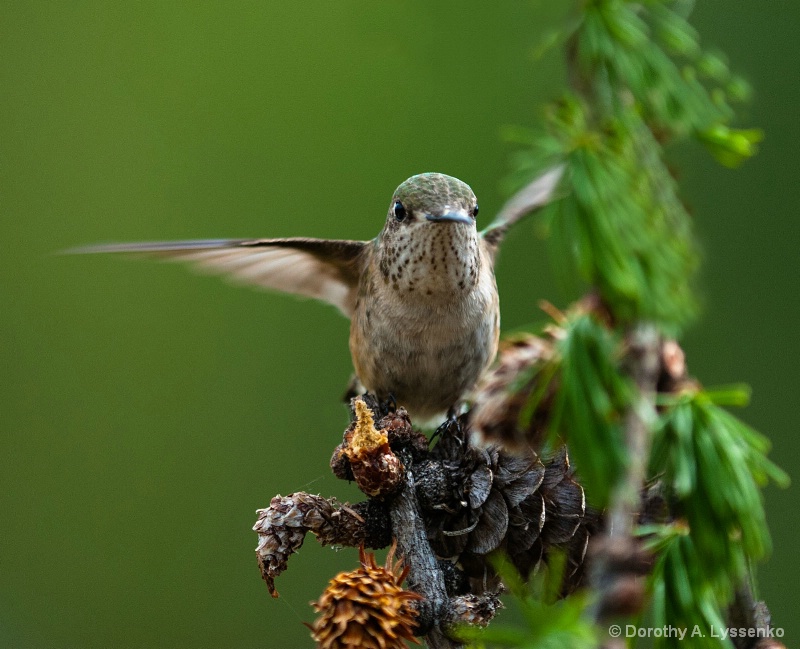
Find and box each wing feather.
[67,238,368,317]
[481,166,565,255]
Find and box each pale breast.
[350,247,499,422]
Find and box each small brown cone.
[310,544,422,649]
[471,334,556,449]
[253,493,392,597]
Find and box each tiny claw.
[430,413,460,445]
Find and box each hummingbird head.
[376,173,483,298]
[384,173,479,231]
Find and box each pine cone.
[418,419,593,593]
[534,447,594,592]
[471,334,556,449]
[254,493,330,596]
[309,544,423,649]
[341,398,405,497]
[253,493,391,596]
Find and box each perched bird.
[72,168,562,423]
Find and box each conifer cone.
[446,593,504,627]
[471,334,556,449]
[253,493,391,596]
[254,493,330,596]
[309,544,423,649]
[418,419,593,593]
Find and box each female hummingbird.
[73,169,561,423]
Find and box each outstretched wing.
[68,238,369,317]
[481,166,565,257]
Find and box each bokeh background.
[2,2,797,647]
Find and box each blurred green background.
[2,2,797,647]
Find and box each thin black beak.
[425,212,473,225]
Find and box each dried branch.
[389,472,460,648]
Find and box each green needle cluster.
[482,1,787,647]
[506,0,762,333]
[547,312,630,508]
[645,388,789,647]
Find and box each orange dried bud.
[349,399,388,455]
[344,399,404,497]
[310,543,423,649]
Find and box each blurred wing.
[68,238,368,317]
[480,166,565,256]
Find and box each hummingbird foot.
[430,409,462,445]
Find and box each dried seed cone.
[471,334,555,449]
[447,593,503,627]
[421,418,593,594]
[310,545,422,649]
[254,493,336,597]
[254,493,391,597]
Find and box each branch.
[612,323,661,537]
[589,323,660,633]
[389,472,460,649]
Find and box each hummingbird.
[72,168,562,423]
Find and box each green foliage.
[547,312,630,507]
[645,387,789,646]
[643,523,733,649]
[571,0,758,155]
[511,311,629,507]
[698,125,764,168]
[539,98,698,329]
[493,2,784,647]
[460,554,598,649]
[506,0,761,332]
[575,1,731,137]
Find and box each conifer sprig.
[506,0,762,332]
[485,1,786,647]
[644,387,789,647]
[548,312,630,507]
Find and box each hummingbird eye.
[393,201,407,222]
[473,204,479,218]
